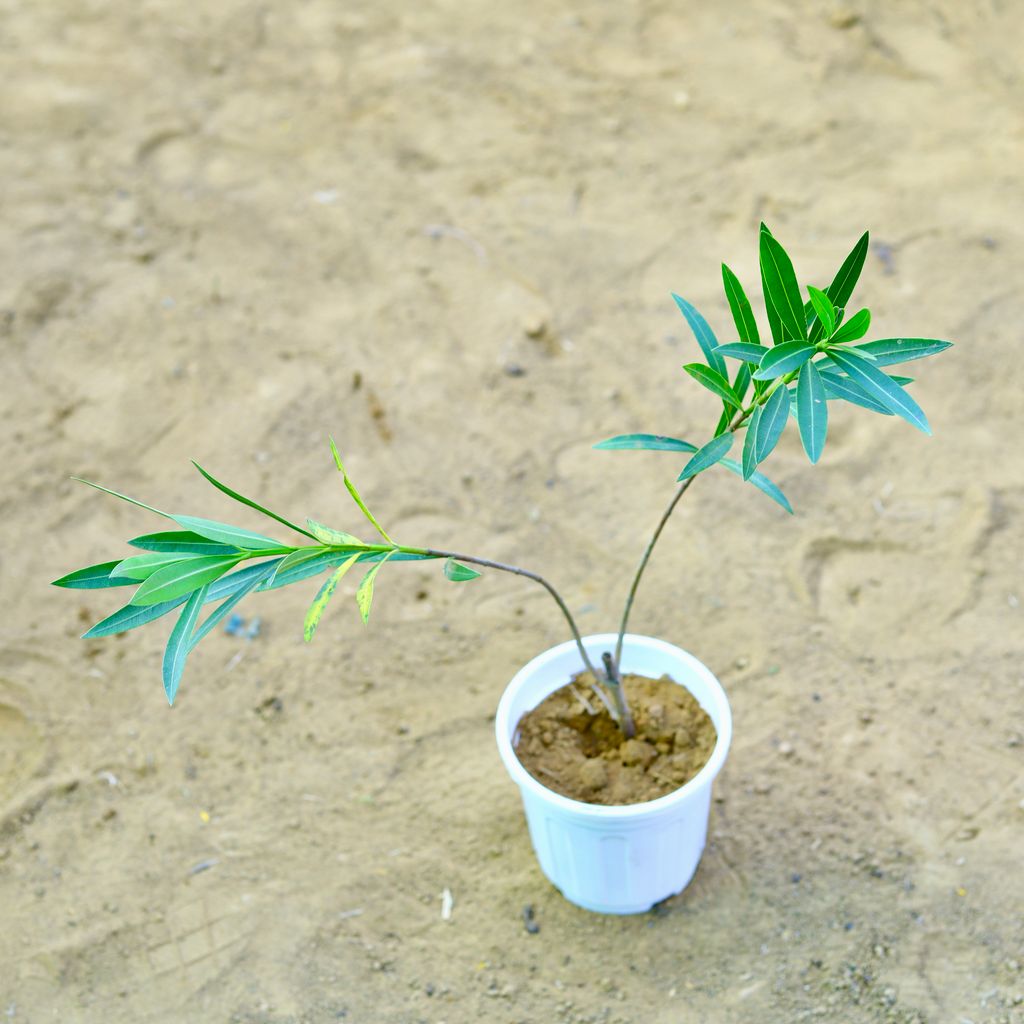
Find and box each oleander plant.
[54,224,951,730]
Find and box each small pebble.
[522,314,548,339]
[503,362,527,377]
[779,741,794,757]
[523,904,540,934]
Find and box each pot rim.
[495,632,732,820]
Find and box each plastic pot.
[495,633,732,915]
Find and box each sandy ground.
[1,1,1022,1021]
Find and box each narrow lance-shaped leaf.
[854,338,952,367]
[72,478,171,519]
[742,405,762,480]
[678,433,734,481]
[170,515,282,551]
[721,264,760,344]
[594,434,697,453]
[795,360,828,464]
[52,560,135,590]
[191,461,318,541]
[753,340,816,380]
[129,530,240,555]
[189,562,279,651]
[111,551,194,581]
[759,228,807,344]
[304,553,362,642]
[713,406,732,438]
[671,293,727,377]
[82,560,283,639]
[733,361,752,405]
[830,308,871,344]
[163,584,208,706]
[717,457,794,514]
[306,519,364,546]
[683,363,743,409]
[444,558,481,582]
[807,286,836,337]
[269,546,332,586]
[132,554,244,607]
[818,368,893,415]
[825,348,931,434]
[752,384,792,465]
[809,230,869,343]
[356,550,397,624]
[328,437,394,544]
[712,342,770,363]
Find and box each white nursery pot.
[495,633,732,915]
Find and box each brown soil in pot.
[514,672,717,805]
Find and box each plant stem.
[602,651,635,739]
[612,365,803,667]
[418,547,608,695]
[612,475,697,667]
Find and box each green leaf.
[192,462,318,541]
[84,595,187,638]
[128,530,240,555]
[759,228,806,344]
[807,286,836,337]
[741,405,762,480]
[713,406,732,438]
[268,546,330,586]
[163,584,208,705]
[682,364,743,409]
[189,562,278,652]
[304,553,362,642]
[828,345,876,362]
[444,558,481,582]
[854,338,953,367]
[721,264,760,344]
[671,294,727,377]
[593,434,697,453]
[111,552,192,581]
[830,308,871,344]
[718,458,793,514]
[809,231,869,342]
[752,340,816,380]
[170,515,282,551]
[819,369,893,415]
[733,362,752,405]
[81,561,283,639]
[677,433,734,480]
[752,385,791,465]
[131,554,244,607]
[356,550,397,625]
[71,478,171,519]
[328,438,394,544]
[52,560,135,590]
[826,349,931,434]
[306,519,364,546]
[260,550,357,591]
[796,361,828,464]
[712,342,770,363]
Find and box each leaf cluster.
[596,226,952,507]
[53,449,479,704]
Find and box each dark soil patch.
[514,672,717,805]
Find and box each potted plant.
[54,225,951,914]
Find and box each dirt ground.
[1,1,1022,1021]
